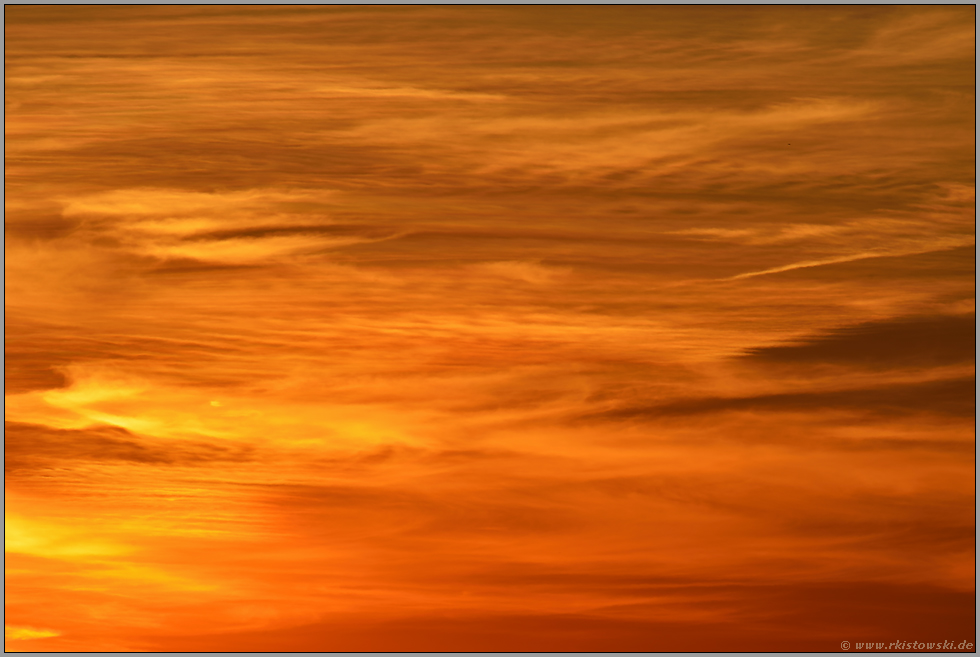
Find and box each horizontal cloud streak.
[743,313,975,368]
[584,376,976,421]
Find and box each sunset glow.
[4,6,976,651]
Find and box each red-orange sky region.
[4,5,976,652]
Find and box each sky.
[3,5,976,652]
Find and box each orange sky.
[4,5,976,652]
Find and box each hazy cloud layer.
[4,6,975,652]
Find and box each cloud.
[312,84,504,102]
[850,8,976,65]
[137,233,368,265]
[742,313,975,369]
[473,260,570,285]
[55,188,403,265]
[138,579,976,652]
[728,240,975,280]
[584,376,975,421]
[4,421,254,475]
[5,361,433,451]
[61,188,320,218]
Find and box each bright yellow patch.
[5,626,60,641]
[4,514,130,558]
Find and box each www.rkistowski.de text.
[841,640,974,651]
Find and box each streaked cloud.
[742,313,975,368]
